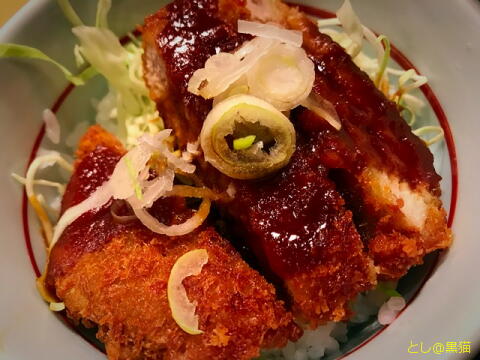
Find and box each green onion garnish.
[233,135,256,151]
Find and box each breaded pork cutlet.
[283,6,452,279]
[142,0,451,323]
[46,126,300,360]
[142,0,376,326]
[228,135,377,325]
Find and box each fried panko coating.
[56,228,300,360]
[47,126,300,360]
[286,11,452,279]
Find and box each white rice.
[260,287,404,360]
[261,322,347,360]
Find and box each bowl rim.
[6,1,461,359]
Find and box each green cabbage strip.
[412,126,444,146]
[0,44,96,86]
[374,35,391,87]
[56,0,84,27]
[377,282,401,298]
[95,0,112,28]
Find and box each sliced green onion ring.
[200,94,296,180]
[167,249,209,335]
[247,43,314,111]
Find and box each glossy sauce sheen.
[145,0,374,280]
[230,134,363,278]
[154,0,440,191]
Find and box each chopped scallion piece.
[233,135,256,151]
[384,288,402,298]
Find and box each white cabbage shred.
[73,27,163,148]
[11,0,165,255]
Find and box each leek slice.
[168,249,208,335]
[200,94,295,179]
[247,43,314,111]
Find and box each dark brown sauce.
[47,147,124,288]
[156,0,250,143]
[230,135,362,278]
[287,14,441,192]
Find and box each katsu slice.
[46,126,300,360]
[284,8,452,278]
[142,0,377,325]
[228,135,376,324]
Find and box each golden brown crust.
[366,191,452,279]
[56,228,300,360]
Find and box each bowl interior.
[1,1,477,360]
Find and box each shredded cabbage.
[412,126,444,146]
[336,0,364,57]
[72,26,163,146]
[0,44,95,86]
[12,174,66,195]
[1,0,163,148]
[91,39,163,148]
[95,0,111,29]
[13,153,73,246]
[43,109,61,144]
[374,35,390,88]
[56,0,84,27]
